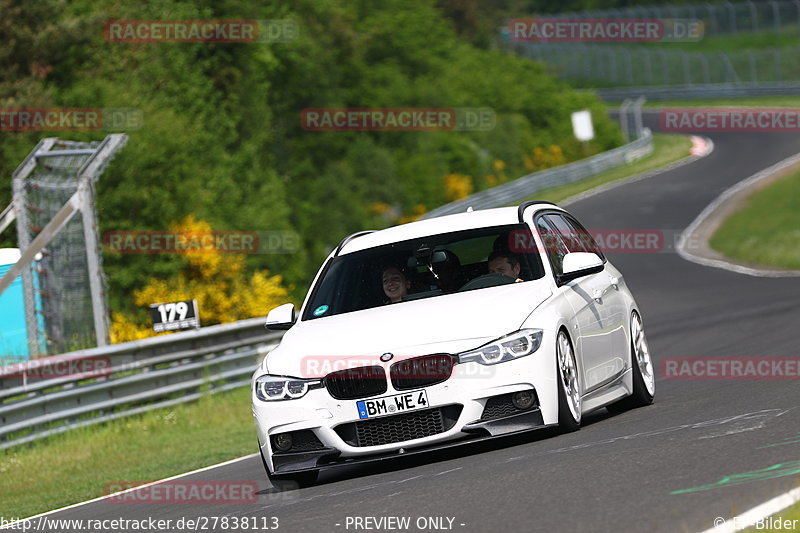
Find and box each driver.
[487,250,524,283]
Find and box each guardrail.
[528,0,800,38]
[0,318,282,449]
[422,127,652,219]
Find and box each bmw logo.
[380,353,394,362]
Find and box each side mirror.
[265,303,297,330]
[557,252,604,285]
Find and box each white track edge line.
[0,453,258,529]
[677,150,800,278]
[698,485,800,532]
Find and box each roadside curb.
[677,151,800,278]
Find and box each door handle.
[608,276,619,289]
[593,288,604,302]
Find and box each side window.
[543,214,583,253]
[535,216,569,275]
[543,214,606,261]
[563,214,606,261]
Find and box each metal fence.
[0,135,127,356]
[0,317,281,449]
[596,81,800,101]
[508,0,800,88]
[423,120,652,219]
[517,43,800,87]
[533,0,800,37]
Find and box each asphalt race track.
[31,115,800,533]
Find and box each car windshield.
[302,223,544,320]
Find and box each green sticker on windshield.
[313,305,329,317]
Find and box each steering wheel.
[458,273,516,291]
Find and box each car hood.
[263,280,552,379]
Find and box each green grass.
[0,386,256,519]
[516,133,693,205]
[710,168,800,270]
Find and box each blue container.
[0,248,45,361]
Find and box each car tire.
[607,310,655,413]
[259,444,319,490]
[556,329,581,432]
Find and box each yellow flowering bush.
[367,202,392,215]
[397,204,427,224]
[485,158,509,187]
[109,312,155,343]
[443,174,473,202]
[110,215,291,343]
[526,145,566,172]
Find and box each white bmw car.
[252,201,655,489]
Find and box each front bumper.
[267,408,549,474]
[253,334,559,474]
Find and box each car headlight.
[254,375,322,401]
[458,329,543,365]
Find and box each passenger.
[381,265,411,303]
[487,250,524,283]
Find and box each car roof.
[338,203,564,255]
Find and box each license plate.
[357,390,429,419]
